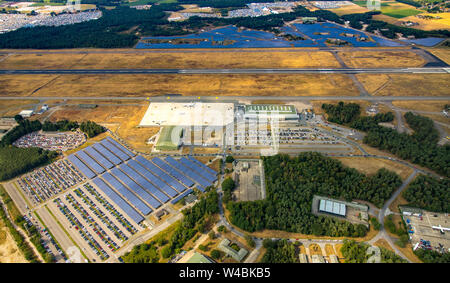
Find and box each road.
[0,67,449,75]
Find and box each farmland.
[339,51,426,68]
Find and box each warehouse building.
[243,104,299,121]
[18,109,34,118]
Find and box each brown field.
[0,74,360,97]
[335,244,344,259]
[392,100,448,113]
[356,74,450,96]
[425,48,450,65]
[0,220,27,263]
[339,51,426,68]
[372,14,400,24]
[325,4,368,16]
[335,157,414,180]
[49,104,158,153]
[192,147,221,154]
[0,51,341,69]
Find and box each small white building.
[18,110,34,118]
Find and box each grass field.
[0,99,39,114]
[0,51,341,69]
[356,74,450,96]
[380,1,424,19]
[0,74,359,97]
[325,3,369,16]
[334,157,414,180]
[339,51,426,68]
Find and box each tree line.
[341,240,407,263]
[322,102,450,177]
[403,175,449,213]
[227,152,402,237]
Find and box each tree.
[208,231,216,240]
[161,245,172,259]
[244,234,255,248]
[225,155,234,163]
[211,249,221,260]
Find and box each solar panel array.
[112,166,161,210]
[135,156,185,194]
[126,160,174,201]
[102,172,152,215]
[76,151,105,174]
[67,154,96,179]
[92,143,122,166]
[180,157,217,183]
[152,157,194,188]
[165,156,211,188]
[84,146,114,169]
[92,177,144,224]
[65,138,217,226]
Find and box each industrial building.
[242,104,299,121]
[319,199,347,217]
[312,195,369,227]
[18,109,34,118]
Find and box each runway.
[0,67,449,75]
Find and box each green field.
[382,8,423,18]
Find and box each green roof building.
[186,252,214,263]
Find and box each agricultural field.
[0,74,360,97]
[324,2,369,16]
[338,51,426,68]
[400,12,450,30]
[381,2,423,19]
[0,51,341,69]
[355,74,450,96]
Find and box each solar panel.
[106,137,136,157]
[100,139,130,162]
[75,150,105,174]
[188,156,217,176]
[93,143,121,165]
[196,185,205,193]
[165,156,211,188]
[135,156,185,194]
[123,161,171,203]
[112,167,161,210]
[171,189,194,204]
[84,146,114,169]
[102,172,152,215]
[67,154,96,179]
[152,157,194,188]
[92,178,144,224]
[179,157,217,183]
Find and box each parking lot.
[48,182,142,262]
[402,208,450,254]
[16,159,85,205]
[13,130,86,152]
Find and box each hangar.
[243,104,299,121]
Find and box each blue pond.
[136,23,406,49]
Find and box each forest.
[322,102,450,177]
[227,152,402,236]
[260,239,299,263]
[340,240,407,263]
[414,248,450,263]
[0,146,57,181]
[403,175,450,213]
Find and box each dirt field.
[373,238,394,252]
[0,99,39,116]
[0,74,360,97]
[0,220,27,263]
[356,74,450,96]
[308,244,323,256]
[0,51,341,69]
[339,51,426,68]
[48,104,159,152]
[335,157,414,180]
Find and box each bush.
[211,249,221,260]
